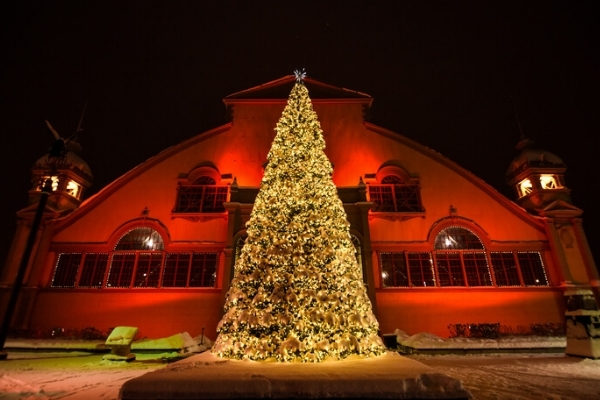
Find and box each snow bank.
[393,329,566,350]
[5,332,214,354]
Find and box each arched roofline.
[52,123,232,233]
[365,122,545,232]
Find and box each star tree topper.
[294,68,307,82]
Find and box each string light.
[212,80,384,362]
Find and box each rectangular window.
[463,252,492,286]
[174,185,228,213]
[163,253,191,287]
[51,253,82,287]
[134,253,163,287]
[107,254,135,288]
[407,252,435,287]
[393,184,423,212]
[379,253,409,287]
[78,253,108,287]
[201,187,228,212]
[52,250,219,289]
[368,185,423,212]
[490,252,521,286]
[435,253,465,286]
[189,253,217,287]
[369,186,396,212]
[518,252,548,286]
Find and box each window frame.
[51,226,219,290]
[378,226,549,289]
[367,182,424,213]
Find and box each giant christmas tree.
[212,73,385,362]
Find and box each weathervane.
[44,102,87,158]
[293,68,307,82]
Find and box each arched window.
[434,227,483,250]
[381,175,402,184]
[174,175,228,213]
[433,227,490,287]
[367,165,424,213]
[108,228,165,288]
[378,222,549,289]
[115,227,164,251]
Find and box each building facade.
[2,76,598,339]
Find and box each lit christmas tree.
[212,72,385,362]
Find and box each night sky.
[1,1,598,267]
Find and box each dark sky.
[1,1,598,267]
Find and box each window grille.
[52,250,218,289]
[51,253,81,287]
[107,254,135,288]
[134,253,163,287]
[517,252,548,286]
[189,253,217,287]
[463,252,492,286]
[174,185,228,213]
[163,253,192,287]
[116,228,164,251]
[434,227,483,250]
[78,253,108,287]
[407,252,436,287]
[380,252,435,287]
[490,252,521,286]
[368,184,423,212]
[435,252,465,286]
[378,227,547,289]
[162,253,217,287]
[380,253,409,287]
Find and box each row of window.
[172,181,423,214]
[51,224,549,290]
[379,251,548,288]
[51,252,218,288]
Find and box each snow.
[4,333,213,353]
[0,352,165,400]
[120,351,469,399]
[394,329,566,350]
[1,335,599,399]
[414,353,600,399]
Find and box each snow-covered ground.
[0,352,165,399]
[1,334,599,400]
[414,353,600,400]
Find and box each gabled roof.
[223,75,373,106]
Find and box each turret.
[29,130,92,213]
[506,137,571,214]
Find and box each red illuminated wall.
[376,289,565,337]
[9,76,595,339]
[30,290,223,339]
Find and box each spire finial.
[293,68,307,82]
